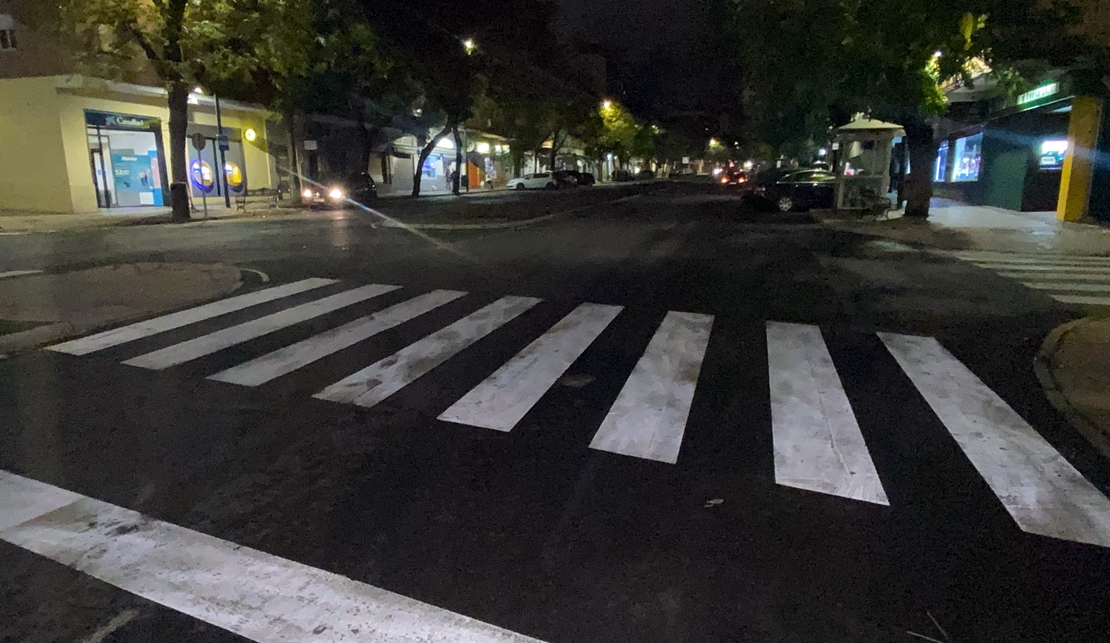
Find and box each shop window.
[1039,139,1068,170]
[952,133,982,182]
[934,141,949,182]
[0,14,16,51]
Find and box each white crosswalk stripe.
[589,311,713,464]
[767,322,889,505]
[314,296,542,408]
[954,251,1110,307]
[209,290,466,386]
[439,303,623,431]
[123,284,399,370]
[41,277,1110,547]
[881,332,1110,547]
[48,278,338,355]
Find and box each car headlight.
[303,188,313,198]
[720,177,729,184]
[329,188,344,199]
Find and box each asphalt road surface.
[2,184,1109,643]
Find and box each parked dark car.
[553,170,579,188]
[305,172,378,208]
[612,168,634,182]
[578,172,596,186]
[745,168,836,212]
[634,169,656,180]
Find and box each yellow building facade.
[0,75,278,214]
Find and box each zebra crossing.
[953,250,1110,307]
[45,278,1110,548]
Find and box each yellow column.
[1057,96,1103,221]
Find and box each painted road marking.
[766,322,889,505]
[210,290,466,386]
[0,269,43,280]
[49,278,337,356]
[880,332,1110,547]
[976,264,1110,275]
[589,311,712,464]
[123,284,398,370]
[1050,294,1110,307]
[1025,282,1110,293]
[0,471,546,643]
[953,250,1110,263]
[315,296,542,408]
[439,303,623,431]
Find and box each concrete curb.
[0,264,247,354]
[1034,318,1110,460]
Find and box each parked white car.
[507,172,557,190]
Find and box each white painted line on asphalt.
[1051,294,1110,306]
[439,303,623,431]
[0,269,42,280]
[766,322,889,506]
[210,290,466,386]
[80,609,141,643]
[315,296,542,408]
[123,284,398,370]
[880,332,1110,547]
[1026,282,1110,293]
[996,271,1110,284]
[0,471,546,643]
[48,278,337,356]
[589,311,712,464]
[955,251,1110,265]
[977,264,1110,274]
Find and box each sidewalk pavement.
[0,183,653,234]
[0,263,243,353]
[1037,317,1110,459]
[815,198,1110,255]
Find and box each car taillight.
[721,177,729,184]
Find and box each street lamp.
[463,38,476,55]
[601,99,612,110]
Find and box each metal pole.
[216,94,230,208]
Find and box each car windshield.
[4,3,1108,643]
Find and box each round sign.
[224,162,245,193]
[190,159,215,192]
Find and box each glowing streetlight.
[463,38,476,54]
[601,99,612,110]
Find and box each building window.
[0,14,15,51]
[952,133,983,182]
[934,141,949,182]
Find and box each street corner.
[0,263,244,353]
[1036,316,1110,460]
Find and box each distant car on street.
[745,168,837,212]
[304,172,377,208]
[612,168,633,182]
[634,169,656,180]
[717,168,748,188]
[507,172,558,190]
[578,172,596,186]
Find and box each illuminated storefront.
[0,75,277,213]
[934,77,1075,212]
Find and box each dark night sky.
[554,0,741,125]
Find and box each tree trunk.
[452,125,463,195]
[903,124,938,218]
[167,81,191,221]
[412,123,453,197]
[352,98,374,173]
[285,111,305,204]
[549,130,561,171]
